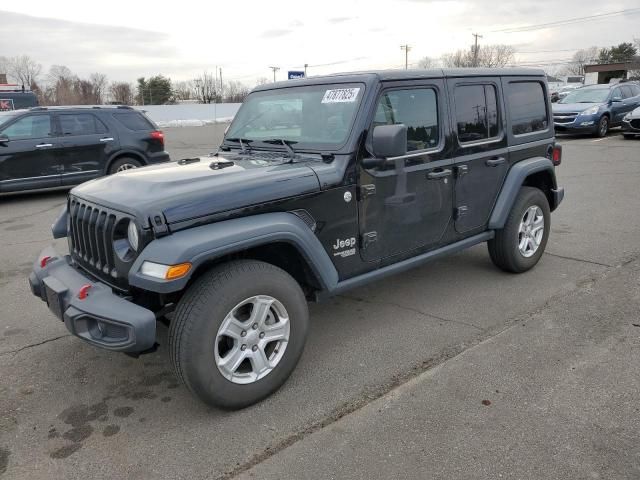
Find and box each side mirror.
[0,134,9,144]
[611,96,623,103]
[372,124,407,158]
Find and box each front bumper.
[554,121,597,133]
[622,119,640,134]
[29,246,156,352]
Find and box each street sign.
[288,71,305,80]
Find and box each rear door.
[448,77,508,233]
[55,112,118,185]
[0,113,62,191]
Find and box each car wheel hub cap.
[214,295,290,385]
[518,205,544,258]
[117,163,137,172]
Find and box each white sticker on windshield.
[321,88,360,104]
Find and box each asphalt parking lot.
[1,127,639,479]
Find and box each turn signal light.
[165,263,192,280]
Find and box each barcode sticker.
[321,88,360,104]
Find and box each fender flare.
[488,157,557,230]
[128,212,339,294]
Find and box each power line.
[490,7,640,33]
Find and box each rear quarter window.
[112,112,156,131]
[507,81,548,135]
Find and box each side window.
[631,85,640,97]
[454,84,500,143]
[0,115,52,140]
[113,112,155,131]
[373,88,439,152]
[507,82,548,136]
[59,114,108,136]
[611,88,622,100]
[620,86,633,99]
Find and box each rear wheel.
[595,116,609,138]
[169,260,309,409]
[488,187,550,273]
[108,157,142,174]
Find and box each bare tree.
[109,82,134,104]
[255,77,269,86]
[223,80,250,103]
[442,44,515,68]
[193,71,218,103]
[89,73,108,104]
[173,80,195,101]
[563,47,599,76]
[6,55,42,88]
[418,56,436,69]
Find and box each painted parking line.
[591,137,608,142]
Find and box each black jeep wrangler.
[29,68,564,409]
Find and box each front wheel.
[595,116,609,138]
[169,260,309,409]
[488,187,550,273]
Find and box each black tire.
[107,157,142,175]
[169,260,309,409]
[595,116,609,138]
[488,186,550,273]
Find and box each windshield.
[560,88,610,104]
[225,83,364,150]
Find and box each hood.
[553,102,602,113]
[71,154,321,226]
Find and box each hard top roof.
[253,67,546,92]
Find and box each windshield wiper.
[225,137,253,153]
[262,138,297,160]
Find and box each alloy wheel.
[214,295,290,385]
[518,205,544,258]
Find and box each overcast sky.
[2,1,639,85]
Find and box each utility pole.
[400,44,412,70]
[472,33,483,67]
[304,63,308,76]
[219,67,223,97]
[269,66,280,82]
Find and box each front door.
[358,81,453,262]
[55,112,116,185]
[448,78,509,233]
[0,113,62,192]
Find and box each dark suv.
[29,68,564,409]
[0,106,170,193]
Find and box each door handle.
[427,169,452,180]
[99,137,114,142]
[35,143,53,148]
[486,157,506,167]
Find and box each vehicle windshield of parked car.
[560,88,610,104]
[225,83,364,149]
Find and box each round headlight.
[127,220,139,251]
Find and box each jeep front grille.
[68,196,129,289]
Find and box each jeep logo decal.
[333,237,356,250]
